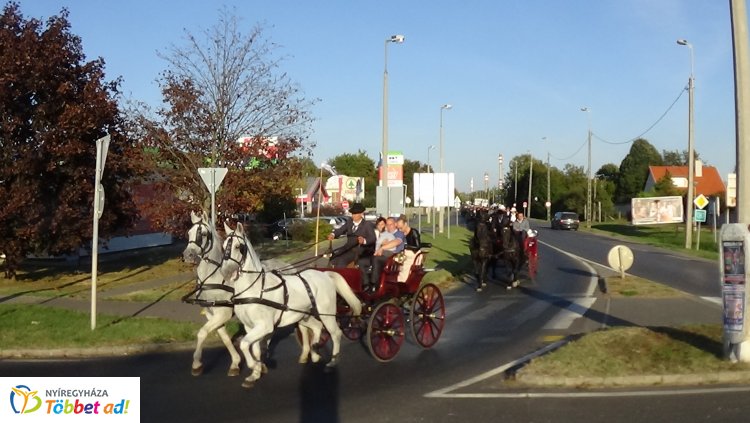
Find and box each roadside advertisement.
[631,196,684,225]
[719,225,750,342]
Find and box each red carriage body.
[315,248,446,362]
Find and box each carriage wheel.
[337,296,364,340]
[338,314,364,341]
[366,302,405,362]
[527,254,538,280]
[294,327,331,349]
[409,283,446,349]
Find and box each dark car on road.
[551,211,580,230]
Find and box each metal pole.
[678,39,696,249]
[733,0,750,224]
[439,104,451,234]
[581,107,592,228]
[382,39,389,215]
[527,153,533,219]
[547,151,551,221]
[514,163,518,205]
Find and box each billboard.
[631,196,684,225]
[413,172,455,208]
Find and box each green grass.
[0,304,202,349]
[603,274,687,298]
[518,325,750,381]
[586,221,720,261]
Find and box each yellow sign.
[694,194,709,210]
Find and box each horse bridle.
[187,221,213,258]
[223,232,249,273]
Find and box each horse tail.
[325,271,362,317]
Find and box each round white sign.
[607,245,634,273]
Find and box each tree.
[651,171,681,197]
[0,3,140,279]
[596,163,619,182]
[616,138,663,203]
[135,7,316,233]
[661,149,703,166]
[328,150,377,207]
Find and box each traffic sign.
[694,209,707,223]
[522,201,528,208]
[342,200,350,210]
[693,194,709,210]
[198,168,228,194]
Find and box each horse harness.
[181,222,234,307]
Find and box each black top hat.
[349,203,366,214]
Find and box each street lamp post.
[542,137,551,221]
[498,154,504,203]
[527,151,533,218]
[381,34,405,216]
[438,104,452,234]
[678,38,696,249]
[427,145,435,173]
[581,107,592,228]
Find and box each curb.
[0,341,206,360]
[515,370,750,388]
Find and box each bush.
[288,220,332,243]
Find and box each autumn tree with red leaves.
[134,7,317,234]
[0,3,141,279]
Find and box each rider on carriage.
[326,202,376,282]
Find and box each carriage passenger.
[369,217,405,291]
[512,211,530,265]
[327,203,376,283]
[396,214,422,282]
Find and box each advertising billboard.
[631,196,684,225]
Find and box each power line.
[593,84,688,145]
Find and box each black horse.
[486,210,521,289]
[469,209,495,292]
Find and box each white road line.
[700,296,722,306]
[539,240,599,296]
[424,340,566,398]
[424,341,750,399]
[543,297,597,330]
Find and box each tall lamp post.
[498,154,504,202]
[381,34,405,215]
[542,137,551,221]
[677,38,696,249]
[438,104,452,233]
[527,151,533,218]
[427,145,435,172]
[580,107,592,228]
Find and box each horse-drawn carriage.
[182,211,445,388]
[315,246,445,362]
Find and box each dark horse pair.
[469,209,521,292]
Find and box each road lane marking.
[700,296,722,306]
[543,297,597,330]
[539,240,599,296]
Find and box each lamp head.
[441,104,452,110]
[580,107,589,112]
[676,39,689,46]
[390,34,405,43]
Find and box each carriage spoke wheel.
[409,283,445,349]
[337,297,364,340]
[295,327,331,350]
[366,302,405,362]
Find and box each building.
[644,164,726,197]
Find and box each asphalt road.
[2,221,745,423]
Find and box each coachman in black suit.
[327,204,377,279]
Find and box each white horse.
[220,222,361,389]
[182,211,242,377]
[183,212,325,376]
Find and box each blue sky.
[21,1,739,192]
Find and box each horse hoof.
[191,365,203,377]
[298,356,309,364]
[512,280,520,288]
[476,287,482,292]
[241,380,255,389]
[482,282,487,287]
[227,367,240,377]
[261,363,269,374]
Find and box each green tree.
[328,150,377,207]
[651,171,681,197]
[134,7,316,233]
[616,138,663,203]
[596,163,619,182]
[0,3,140,279]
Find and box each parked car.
[363,210,379,222]
[320,216,350,231]
[551,212,580,230]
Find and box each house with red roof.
[644,164,726,197]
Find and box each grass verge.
[516,324,750,383]
[0,304,202,349]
